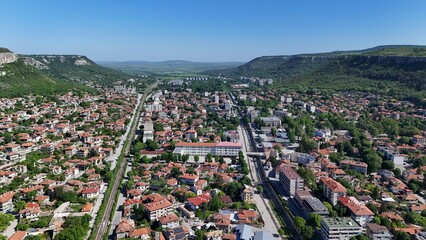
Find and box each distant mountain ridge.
[99,60,244,74]
[205,45,426,98]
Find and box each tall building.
[321,177,347,205]
[241,185,255,204]
[320,217,363,240]
[278,166,304,196]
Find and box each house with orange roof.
[19,202,41,220]
[158,213,179,229]
[81,202,93,213]
[144,199,174,221]
[186,195,211,211]
[8,231,27,240]
[81,187,100,199]
[115,219,135,239]
[128,227,151,239]
[179,173,199,186]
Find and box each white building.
[320,217,363,240]
[173,142,242,156]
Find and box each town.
[0,75,426,240]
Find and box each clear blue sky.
[2,0,426,62]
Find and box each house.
[237,209,257,225]
[366,223,393,240]
[127,189,143,199]
[8,231,27,240]
[128,227,151,240]
[81,187,100,199]
[179,173,199,186]
[321,177,347,205]
[0,191,15,213]
[81,202,93,213]
[19,202,41,220]
[163,226,190,240]
[412,135,426,145]
[340,160,368,175]
[158,213,179,229]
[186,195,211,211]
[115,219,135,239]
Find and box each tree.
[256,185,263,194]
[294,216,306,229]
[308,213,321,229]
[170,167,182,178]
[381,161,395,170]
[0,213,14,231]
[207,193,224,211]
[194,155,199,163]
[224,181,243,201]
[395,231,410,240]
[145,140,159,151]
[14,201,26,212]
[414,156,426,168]
[206,153,213,163]
[301,225,314,240]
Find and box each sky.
[1,0,426,62]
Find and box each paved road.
[2,219,17,238]
[238,126,280,237]
[93,81,159,240]
[230,93,301,240]
[243,124,301,240]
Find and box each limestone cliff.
[0,53,18,65]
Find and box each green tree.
[0,213,14,231]
[294,216,306,229]
[308,213,321,229]
[394,231,410,240]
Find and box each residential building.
[413,135,426,145]
[340,160,368,175]
[338,196,374,226]
[158,213,179,229]
[173,142,242,156]
[366,223,393,240]
[241,185,255,204]
[0,191,14,213]
[163,226,190,240]
[279,166,304,196]
[144,199,174,221]
[320,217,363,240]
[321,177,347,205]
[19,202,41,220]
[260,116,281,127]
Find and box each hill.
[22,55,132,85]
[99,60,243,74]
[206,45,426,98]
[0,59,93,98]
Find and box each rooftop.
[321,217,362,228]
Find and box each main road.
[229,93,301,240]
[93,80,160,240]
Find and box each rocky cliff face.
[0,53,18,65]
